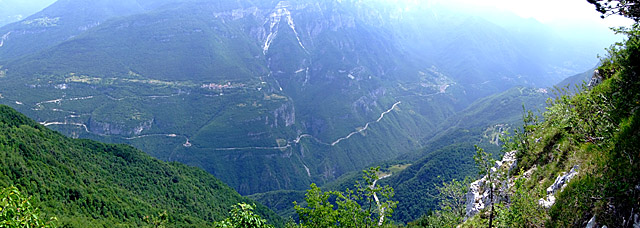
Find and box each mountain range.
[0,0,615,223]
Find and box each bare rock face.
[585,215,609,228]
[352,87,385,114]
[465,150,517,219]
[547,165,580,194]
[271,102,295,127]
[538,165,579,208]
[465,176,490,219]
[585,215,598,228]
[586,215,597,228]
[588,69,604,89]
[538,195,556,209]
[88,118,153,136]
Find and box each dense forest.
[0,105,282,227]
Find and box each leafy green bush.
[407,177,472,228]
[293,167,397,228]
[215,203,273,228]
[494,176,548,228]
[0,186,56,228]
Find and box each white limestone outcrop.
[588,69,604,89]
[464,150,517,219]
[538,165,579,208]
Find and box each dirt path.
[40,121,90,133]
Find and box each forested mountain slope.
[0,105,282,227]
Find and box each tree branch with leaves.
[294,167,397,228]
[587,0,640,22]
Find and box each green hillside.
[412,24,640,228]
[555,69,594,92]
[0,105,282,227]
[461,25,639,227]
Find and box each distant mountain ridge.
[0,0,55,27]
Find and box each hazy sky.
[445,0,634,27]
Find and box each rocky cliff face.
[88,118,153,136]
[465,150,517,219]
[538,165,579,208]
[270,102,295,128]
[464,151,584,219]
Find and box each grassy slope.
[0,105,283,227]
[462,26,640,227]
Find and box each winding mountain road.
[207,101,402,151]
[31,92,403,162]
[330,101,401,146]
